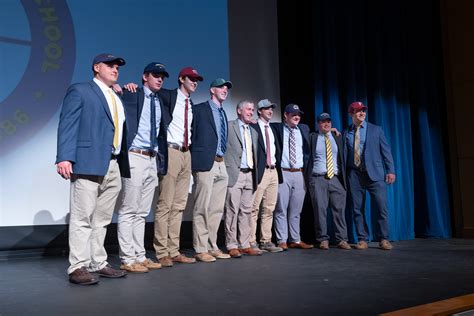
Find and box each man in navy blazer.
[56,53,130,285]
[344,101,396,250]
[190,78,232,262]
[272,104,313,250]
[117,62,170,273]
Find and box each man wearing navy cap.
[190,78,232,262]
[56,53,130,285]
[153,67,203,267]
[116,62,171,273]
[272,104,313,250]
[344,102,396,250]
[307,113,351,250]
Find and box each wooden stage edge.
[381,293,474,316]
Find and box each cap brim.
[105,58,126,66]
[188,75,204,81]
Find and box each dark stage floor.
[1,239,473,315]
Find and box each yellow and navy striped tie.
[325,133,334,179]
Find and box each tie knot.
[244,124,248,129]
[149,92,156,98]
[264,125,269,128]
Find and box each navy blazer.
[121,88,171,175]
[56,81,130,178]
[190,101,228,172]
[306,131,346,189]
[271,122,310,184]
[343,121,395,182]
[250,123,268,185]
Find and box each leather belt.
[214,156,224,162]
[129,148,156,157]
[168,143,189,152]
[240,168,251,173]
[282,168,303,172]
[111,154,118,160]
[266,165,276,169]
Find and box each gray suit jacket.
[224,119,259,189]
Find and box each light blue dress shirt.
[281,124,303,169]
[313,132,339,175]
[345,120,367,169]
[131,86,161,152]
[209,100,227,156]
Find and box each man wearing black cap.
[190,78,232,262]
[249,99,283,253]
[116,62,171,273]
[272,104,313,250]
[56,53,130,285]
[153,67,203,267]
[307,113,351,250]
[344,102,396,250]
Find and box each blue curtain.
[310,0,451,240]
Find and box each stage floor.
[1,239,473,315]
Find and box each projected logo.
[0,0,75,156]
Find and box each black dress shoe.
[69,267,99,285]
[95,264,127,278]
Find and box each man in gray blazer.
[224,101,262,258]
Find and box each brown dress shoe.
[69,267,99,285]
[319,240,329,250]
[140,258,162,269]
[240,247,263,256]
[228,248,242,258]
[278,242,288,251]
[337,241,351,250]
[288,241,314,249]
[379,239,393,250]
[95,264,126,278]
[355,240,368,250]
[172,254,196,264]
[158,256,174,267]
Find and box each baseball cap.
[179,67,203,81]
[210,78,232,89]
[317,113,331,122]
[284,103,304,114]
[348,101,367,114]
[92,53,125,67]
[143,62,169,77]
[257,99,276,109]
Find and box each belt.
[266,165,276,169]
[111,154,118,160]
[240,168,251,173]
[282,168,304,172]
[168,142,189,152]
[129,148,156,157]
[214,156,224,162]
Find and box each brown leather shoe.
[240,247,263,256]
[172,254,196,264]
[337,241,351,250]
[379,239,393,250]
[278,242,288,251]
[288,241,314,249]
[209,250,231,259]
[355,240,368,250]
[158,256,174,267]
[194,252,216,262]
[69,267,99,285]
[228,248,242,258]
[120,263,149,273]
[140,258,162,269]
[319,240,329,250]
[95,264,126,278]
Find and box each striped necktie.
[108,89,119,150]
[149,92,157,150]
[219,108,227,154]
[289,127,297,168]
[354,125,361,167]
[325,133,334,179]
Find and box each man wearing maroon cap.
[153,67,204,267]
[344,101,396,250]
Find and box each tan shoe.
[171,254,196,264]
[158,256,174,267]
[319,240,329,250]
[288,241,314,249]
[379,239,393,250]
[228,248,242,258]
[337,241,351,250]
[209,250,231,259]
[139,258,162,270]
[355,240,368,250]
[239,247,263,256]
[121,263,149,273]
[195,252,216,262]
[278,242,288,251]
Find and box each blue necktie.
[219,108,227,154]
[150,93,157,151]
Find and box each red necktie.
[183,98,189,149]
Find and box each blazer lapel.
[232,120,243,146]
[90,81,113,124]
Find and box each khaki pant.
[250,168,279,243]
[154,148,191,259]
[192,161,228,253]
[68,159,121,274]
